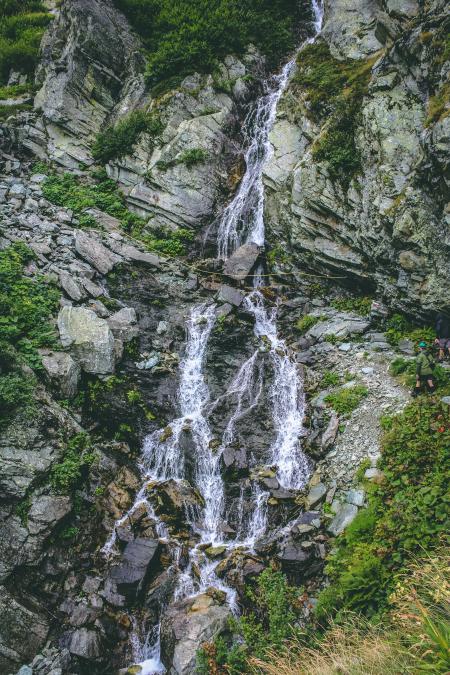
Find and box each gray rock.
[59,271,85,301]
[398,339,414,355]
[217,285,244,307]
[321,414,339,450]
[28,495,72,536]
[58,306,116,374]
[305,483,327,509]
[107,307,139,342]
[160,593,231,675]
[17,667,33,675]
[41,351,80,399]
[308,314,370,341]
[223,243,261,281]
[328,504,358,536]
[80,277,104,298]
[74,231,121,274]
[68,628,101,660]
[83,208,121,231]
[441,396,450,406]
[364,467,384,482]
[110,538,160,594]
[345,489,365,507]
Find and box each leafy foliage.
[155,147,209,171]
[92,110,163,164]
[0,1,53,85]
[320,370,341,388]
[197,568,302,672]
[324,384,368,416]
[331,296,372,316]
[316,397,450,623]
[295,314,325,334]
[385,312,435,348]
[293,40,377,187]
[0,242,60,425]
[114,0,303,88]
[50,433,95,493]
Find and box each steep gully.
[105,3,324,671]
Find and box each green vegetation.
[42,169,194,256]
[266,243,291,266]
[320,370,341,388]
[197,568,302,672]
[59,525,80,540]
[0,0,53,85]
[295,314,325,334]
[331,296,372,316]
[92,109,163,164]
[15,495,32,527]
[113,0,303,89]
[50,433,96,493]
[316,395,450,623]
[385,313,435,348]
[293,40,377,187]
[155,147,209,171]
[324,384,368,416]
[251,553,450,673]
[0,242,60,425]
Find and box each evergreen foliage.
[92,110,163,164]
[0,0,53,84]
[113,0,303,87]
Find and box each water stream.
[106,3,324,670]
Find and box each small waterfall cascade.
[105,3,324,671]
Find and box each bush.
[295,314,324,334]
[385,313,435,348]
[197,568,302,672]
[92,110,163,164]
[50,433,95,493]
[315,397,450,623]
[324,384,368,416]
[320,370,340,388]
[0,2,53,85]
[331,296,372,316]
[114,0,304,88]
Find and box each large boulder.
[27,495,72,536]
[74,231,122,275]
[147,479,205,526]
[41,351,81,399]
[107,307,139,342]
[109,538,160,597]
[223,243,261,281]
[0,588,49,673]
[160,592,231,674]
[58,306,116,374]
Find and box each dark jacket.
[436,314,450,339]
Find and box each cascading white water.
[107,4,324,671]
[217,0,324,259]
[243,291,311,489]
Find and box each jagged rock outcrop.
[27,0,146,168]
[265,0,450,316]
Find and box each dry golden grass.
[250,550,449,675]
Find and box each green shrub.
[0,2,53,85]
[197,568,301,672]
[385,313,435,348]
[331,296,372,316]
[155,148,209,171]
[92,110,163,164]
[50,433,95,493]
[324,384,368,416]
[114,0,303,89]
[295,314,324,334]
[320,370,341,388]
[315,397,450,623]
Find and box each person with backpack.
[412,341,436,397]
[435,312,450,362]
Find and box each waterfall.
[106,3,324,671]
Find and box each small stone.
[339,343,352,352]
[204,545,226,559]
[328,504,358,536]
[296,523,314,535]
[440,396,450,405]
[345,489,365,507]
[305,483,327,509]
[361,367,374,375]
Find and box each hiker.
[435,312,450,362]
[412,341,436,397]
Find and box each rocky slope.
[0,0,449,674]
[265,0,450,316]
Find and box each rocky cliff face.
[0,0,449,674]
[265,0,449,317]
